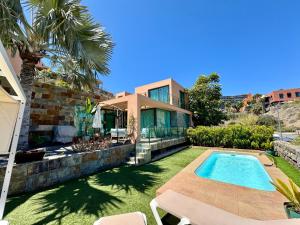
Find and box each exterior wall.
[135,137,187,165]
[29,82,113,144]
[267,88,300,104]
[101,93,192,141]
[135,79,172,97]
[134,78,188,109]
[0,144,135,195]
[274,141,300,169]
[170,79,189,109]
[115,91,131,98]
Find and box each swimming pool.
[195,152,275,191]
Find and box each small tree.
[246,94,264,115]
[189,73,226,126]
[128,114,137,143]
[232,101,244,113]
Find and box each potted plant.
[271,178,300,218]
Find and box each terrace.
[3,147,300,225]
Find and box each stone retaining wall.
[274,140,300,169]
[29,82,113,145]
[0,144,134,195]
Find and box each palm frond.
[271,178,300,211]
[0,0,30,52]
[29,0,113,75]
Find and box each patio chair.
[150,189,300,225]
[93,212,147,225]
[110,128,129,144]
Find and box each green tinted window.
[148,86,170,103]
[156,109,171,128]
[141,109,155,128]
[179,91,186,109]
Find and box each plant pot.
[284,202,300,219]
[15,150,45,164]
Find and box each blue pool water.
[195,152,275,191]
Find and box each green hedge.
[187,125,274,150]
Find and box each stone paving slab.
[157,149,290,220]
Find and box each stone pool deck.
[157,149,289,220]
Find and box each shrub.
[256,115,278,128]
[187,124,274,150]
[236,113,258,126]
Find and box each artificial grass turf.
[4,147,207,225]
[270,155,300,187]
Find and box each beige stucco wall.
[101,92,192,141]
[134,78,188,108]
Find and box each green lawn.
[269,155,300,187]
[4,147,207,225]
[4,147,300,225]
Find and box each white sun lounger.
[93,212,147,225]
[150,190,300,225]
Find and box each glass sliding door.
[156,109,171,128]
[156,109,171,137]
[141,109,155,128]
[141,109,155,138]
[177,112,190,128]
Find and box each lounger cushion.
[155,190,299,225]
[94,212,146,225]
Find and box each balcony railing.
[140,126,187,143]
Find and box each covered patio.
[99,93,192,142]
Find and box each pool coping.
[157,149,290,220]
[194,151,276,192]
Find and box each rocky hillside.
[266,101,300,130]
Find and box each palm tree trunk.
[17,59,36,150]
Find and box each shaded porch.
[99,94,192,142]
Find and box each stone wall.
[0,144,135,195]
[274,141,300,169]
[29,82,113,144]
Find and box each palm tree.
[0,0,113,149]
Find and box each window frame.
[279,93,284,99]
[148,85,170,104]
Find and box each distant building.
[265,88,300,107]
[221,94,252,111]
[221,94,250,103]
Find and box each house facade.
[265,88,300,107]
[100,78,192,141]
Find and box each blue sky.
[83,0,300,95]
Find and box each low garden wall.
[0,144,135,195]
[274,141,300,169]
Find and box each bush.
[235,113,258,126]
[256,115,278,128]
[187,124,274,150]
